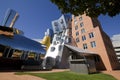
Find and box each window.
[76,31,79,36]
[56,37,60,41]
[74,20,78,25]
[53,41,57,45]
[60,39,63,44]
[50,47,55,52]
[91,41,96,48]
[74,16,77,25]
[76,37,80,42]
[53,22,59,32]
[74,15,77,19]
[83,43,88,49]
[81,28,85,33]
[82,35,86,41]
[80,22,84,27]
[68,37,72,43]
[89,32,94,38]
[58,45,62,51]
[79,16,82,21]
[60,19,64,24]
[75,25,78,30]
[54,22,58,27]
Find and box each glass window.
[79,16,82,21]
[76,37,80,43]
[76,31,79,36]
[91,41,96,48]
[75,25,78,30]
[58,45,62,51]
[74,20,78,25]
[83,43,88,49]
[81,28,85,33]
[60,39,63,44]
[56,37,60,41]
[60,19,64,24]
[50,47,55,52]
[89,32,94,38]
[74,15,76,19]
[53,22,59,32]
[80,22,84,27]
[82,35,86,41]
[68,37,72,43]
[53,41,56,45]
[54,22,58,27]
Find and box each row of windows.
[75,32,94,42]
[83,41,96,49]
[74,22,84,29]
[50,45,63,52]
[75,28,85,35]
[74,15,83,22]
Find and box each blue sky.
[0,0,120,39]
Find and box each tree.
[50,0,120,17]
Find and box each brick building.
[71,14,120,71]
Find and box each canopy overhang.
[65,44,97,56]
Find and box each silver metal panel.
[0,34,45,53]
[65,44,96,56]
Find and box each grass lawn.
[15,71,116,80]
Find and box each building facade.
[71,14,120,71]
[111,34,120,63]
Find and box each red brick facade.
[71,14,120,71]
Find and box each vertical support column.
[11,49,16,58]
[8,49,15,58]
[2,47,13,58]
[24,51,29,60]
[2,47,8,57]
[20,51,30,60]
[20,51,25,60]
[34,53,41,61]
[6,47,11,58]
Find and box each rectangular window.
[79,16,82,21]
[76,31,79,36]
[80,22,84,27]
[58,45,62,51]
[74,20,78,25]
[51,47,55,52]
[91,41,96,48]
[89,32,94,38]
[74,15,77,19]
[68,37,72,43]
[76,37,80,43]
[75,25,78,30]
[81,28,85,33]
[82,35,86,41]
[60,19,64,24]
[83,43,88,49]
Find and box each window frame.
[91,41,96,48]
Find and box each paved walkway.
[0,69,69,80]
[0,72,45,80]
[26,69,69,73]
[0,69,120,80]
